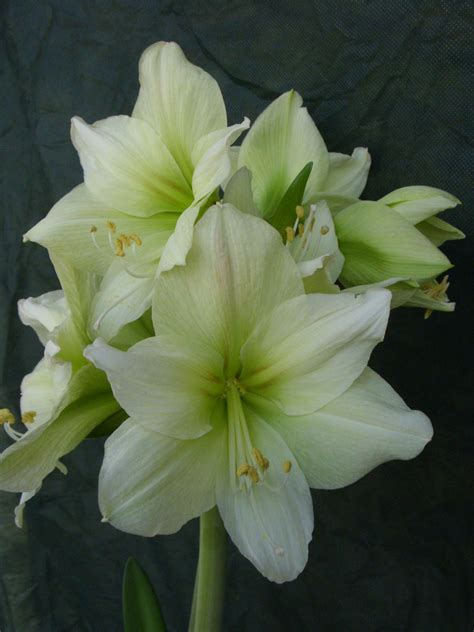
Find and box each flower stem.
[188,506,227,632]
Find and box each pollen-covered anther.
[0,408,15,425]
[90,225,98,233]
[119,233,132,247]
[248,466,260,484]
[285,226,295,242]
[21,411,37,424]
[282,460,292,474]
[252,447,270,471]
[295,205,305,219]
[115,238,125,257]
[236,463,251,477]
[320,225,330,235]
[130,233,143,246]
[106,220,117,233]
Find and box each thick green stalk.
[188,507,227,632]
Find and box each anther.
[298,223,304,236]
[285,226,295,242]
[320,225,330,235]
[236,463,251,477]
[248,466,260,484]
[0,409,15,425]
[252,447,270,471]
[106,221,117,233]
[21,411,37,424]
[282,460,292,473]
[119,233,132,247]
[295,205,305,219]
[90,225,98,233]
[130,233,142,246]
[115,238,125,257]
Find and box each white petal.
[0,388,118,493]
[99,416,225,535]
[18,291,69,346]
[156,205,200,276]
[223,167,261,216]
[270,368,433,489]
[89,260,156,341]
[152,204,304,373]
[84,337,224,439]
[241,289,390,415]
[323,148,371,198]
[192,119,250,201]
[20,356,72,427]
[25,184,178,275]
[132,42,227,180]
[71,115,193,215]
[238,91,329,218]
[216,406,313,583]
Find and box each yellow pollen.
[295,205,305,219]
[130,233,143,246]
[320,225,330,235]
[106,221,117,233]
[21,411,37,424]
[285,226,295,242]
[236,463,251,477]
[115,238,125,257]
[248,466,260,484]
[90,225,98,233]
[252,447,270,471]
[298,223,304,236]
[0,408,15,425]
[282,460,292,473]
[118,233,132,247]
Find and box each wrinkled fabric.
[0,1,473,631]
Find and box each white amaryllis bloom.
[85,205,432,583]
[24,41,249,341]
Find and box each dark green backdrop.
[1,1,473,630]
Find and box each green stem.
[188,507,227,632]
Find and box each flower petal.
[0,380,118,494]
[89,260,156,341]
[269,368,433,489]
[84,337,224,439]
[156,205,200,276]
[20,356,72,427]
[416,216,465,247]
[379,185,461,225]
[18,290,69,346]
[152,204,304,372]
[191,119,250,201]
[99,416,225,535]
[216,406,313,583]
[71,115,193,215]
[223,167,261,216]
[241,289,390,415]
[132,42,227,180]
[335,201,452,286]
[25,184,177,275]
[238,91,329,218]
[323,148,371,198]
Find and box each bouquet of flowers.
[0,42,464,630]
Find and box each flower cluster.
[0,42,463,582]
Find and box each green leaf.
[268,162,313,236]
[123,557,167,632]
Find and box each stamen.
[115,238,125,257]
[248,466,260,484]
[129,233,143,246]
[118,233,132,247]
[236,463,251,477]
[285,226,295,242]
[282,460,292,473]
[89,225,101,250]
[0,408,15,425]
[90,225,97,234]
[106,220,117,233]
[295,205,305,219]
[21,411,37,424]
[320,225,330,235]
[252,447,270,471]
[298,223,304,237]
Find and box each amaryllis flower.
[25,42,248,341]
[86,205,432,583]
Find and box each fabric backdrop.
[0,1,473,630]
